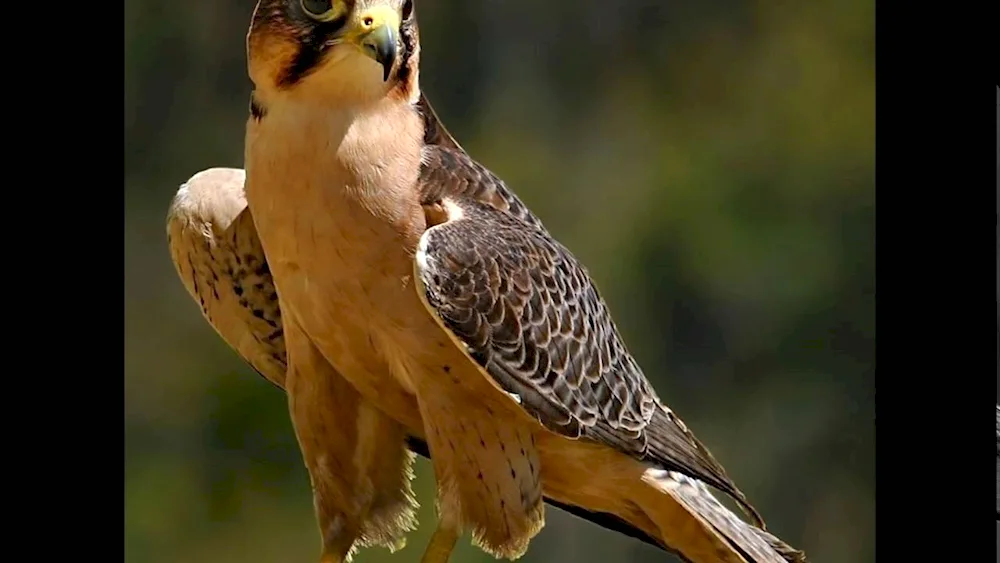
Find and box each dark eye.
[300,0,345,22]
[401,0,414,20]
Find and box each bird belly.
[245,187,422,428]
[246,141,566,559]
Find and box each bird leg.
[283,321,372,563]
[319,549,350,563]
[419,522,459,563]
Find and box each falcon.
[174,0,808,561]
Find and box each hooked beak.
[353,6,400,81]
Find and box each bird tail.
[631,469,807,563]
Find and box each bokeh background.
[124,0,874,562]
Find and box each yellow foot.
[319,544,354,563]
[419,523,459,563]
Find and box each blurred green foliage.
[124,0,874,561]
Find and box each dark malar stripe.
[278,14,349,88]
[249,90,267,120]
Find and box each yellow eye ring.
[300,0,345,22]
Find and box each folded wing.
[412,188,759,524]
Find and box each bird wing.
[412,156,763,526]
[166,167,286,388]
[416,92,463,152]
[419,145,545,232]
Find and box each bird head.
[248,0,419,106]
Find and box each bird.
[166,104,693,559]
[181,0,811,561]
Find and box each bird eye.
[401,0,414,20]
[300,0,345,22]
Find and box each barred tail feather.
[635,469,806,563]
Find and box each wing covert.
[419,145,545,232]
